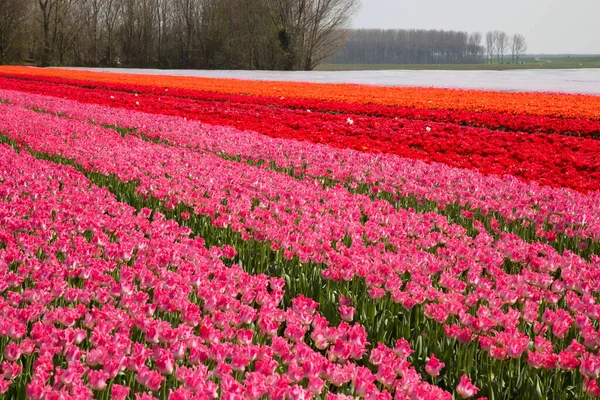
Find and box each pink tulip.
[88,370,108,391]
[339,305,355,322]
[425,354,445,377]
[587,379,600,398]
[137,367,164,392]
[456,374,480,399]
[111,384,130,400]
[307,376,326,395]
[1,362,21,380]
[3,343,21,362]
[393,338,414,359]
[581,354,600,379]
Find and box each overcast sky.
[352,0,600,54]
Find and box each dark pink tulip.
[425,354,445,377]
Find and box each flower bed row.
[2,102,600,398]
[3,73,600,137]
[0,143,458,399]
[1,66,599,120]
[3,87,600,250]
[1,76,599,193]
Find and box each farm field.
[0,66,600,399]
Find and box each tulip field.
[1,67,600,400]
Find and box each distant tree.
[467,32,483,63]
[334,28,487,65]
[485,31,494,64]
[492,30,500,63]
[511,33,527,63]
[0,0,29,64]
[493,30,508,64]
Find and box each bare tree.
[301,0,360,70]
[37,0,56,66]
[172,0,201,67]
[103,0,124,65]
[154,0,168,66]
[53,0,88,65]
[485,31,494,64]
[266,0,309,70]
[467,31,482,63]
[492,30,509,64]
[267,0,359,70]
[0,0,29,64]
[87,0,102,64]
[225,0,277,70]
[511,33,527,64]
[197,0,229,68]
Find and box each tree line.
[485,31,527,64]
[0,0,359,70]
[333,29,527,65]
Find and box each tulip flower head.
[456,374,480,399]
[425,354,445,377]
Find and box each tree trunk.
[42,20,51,66]
[39,0,53,67]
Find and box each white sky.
[352,0,600,54]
